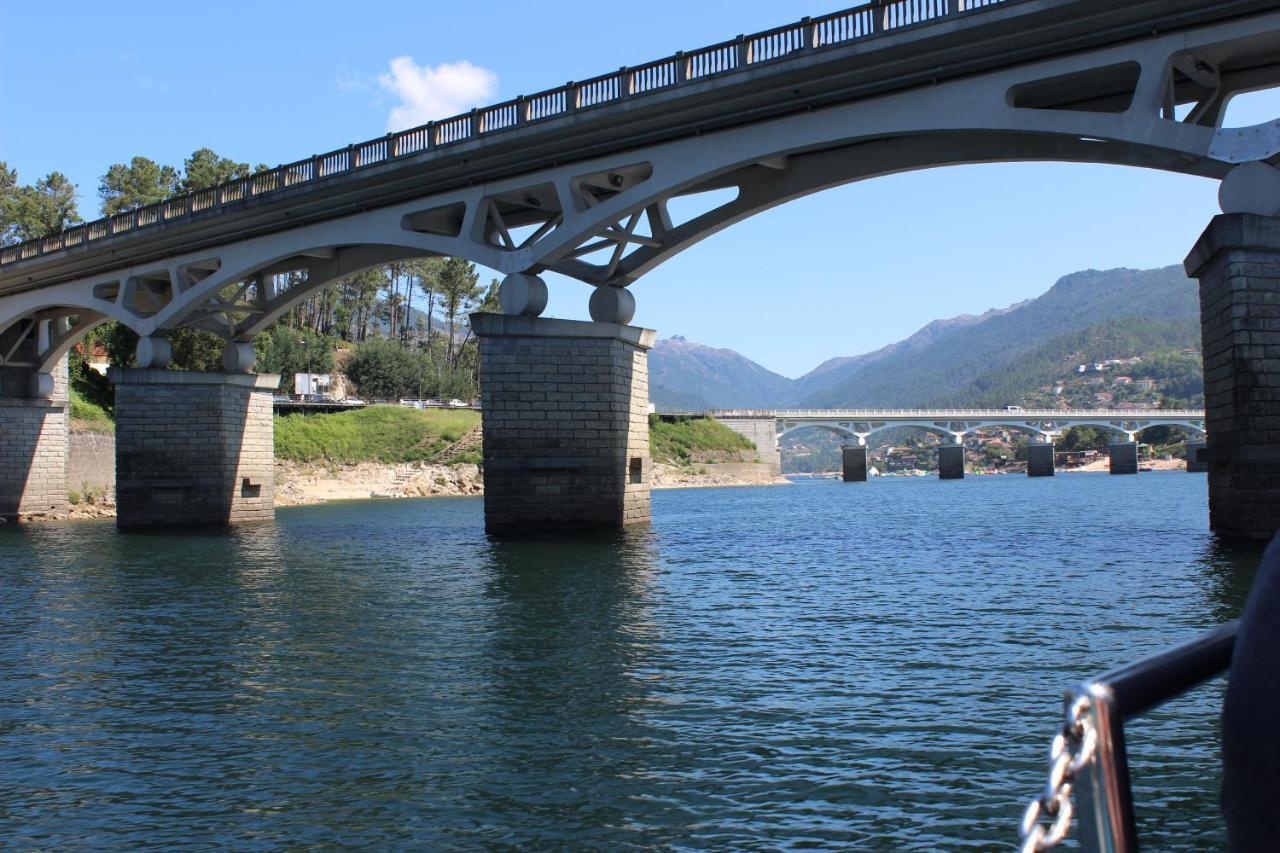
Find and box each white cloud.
[377,57,498,132]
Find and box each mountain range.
[650,265,1200,410]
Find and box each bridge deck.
[707,409,1204,419]
[3,0,1275,293]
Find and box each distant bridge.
[704,409,1208,479]
[710,408,1207,444]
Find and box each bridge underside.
[0,2,1277,531]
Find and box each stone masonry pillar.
[716,416,782,475]
[1186,214,1280,538]
[471,313,654,534]
[1026,443,1055,477]
[0,356,68,520]
[1185,440,1208,473]
[842,446,868,482]
[937,444,964,480]
[1109,442,1139,475]
[111,369,279,529]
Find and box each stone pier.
[1186,213,1280,539]
[111,369,278,529]
[716,415,783,475]
[1109,441,1138,475]
[471,313,654,534]
[937,444,964,480]
[1026,443,1055,477]
[0,357,68,520]
[842,446,869,482]
[1185,440,1208,473]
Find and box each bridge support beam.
[1185,441,1208,473]
[0,358,68,520]
[937,444,964,480]
[842,446,868,482]
[471,313,654,534]
[1109,442,1138,475]
[1026,443,1055,477]
[1187,213,1280,539]
[110,369,279,530]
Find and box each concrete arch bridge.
[714,409,1208,479]
[0,0,1276,536]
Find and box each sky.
[3,0,1278,377]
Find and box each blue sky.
[3,0,1278,377]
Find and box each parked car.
[448,399,469,408]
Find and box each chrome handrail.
[1023,621,1236,852]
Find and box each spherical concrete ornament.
[135,335,172,369]
[28,372,55,399]
[222,341,257,374]
[498,273,548,317]
[1219,162,1280,216]
[588,286,636,325]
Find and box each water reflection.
[0,478,1261,849]
[467,529,664,845]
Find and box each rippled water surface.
[0,473,1260,849]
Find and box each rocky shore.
[21,458,786,522]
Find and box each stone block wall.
[937,444,964,479]
[1109,442,1139,475]
[69,430,116,499]
[0,399,68,519]
[1186,214,1280,538]
[1027,443,1055,477]
[842,446,868,482]
[0,355,68,520]
[716,417,783,474]
[112,369,278,529]
[1185,440,1208,473]
[472,313,654,533]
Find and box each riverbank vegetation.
[274,405,480,465]
[650,415,756,465]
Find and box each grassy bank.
[69,390,115,434]
[275,405,480,464]
[649,415,755,465]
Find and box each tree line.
[1,150,499,405]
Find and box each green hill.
[275,405,480,464]
[800,266,1199,407]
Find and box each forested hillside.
[801,266,1198,407]
[650,265,1201,412]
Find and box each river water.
[0,473,1258,849]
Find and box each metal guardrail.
[0,0,1016,268]
[1020,622,1237,852]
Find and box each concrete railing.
[713,409,1206,419]
[0,0,1018,268]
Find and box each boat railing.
[1019,620,1237,852]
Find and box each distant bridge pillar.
[937,444,964,480]
[1185,440,1208,473]
[715,415,782,476]
[110,367,279,529]
[0,348,68,521]
[471,313,654,533]
[1109,442,1139,475]
[1187,209,1280,538]
[1026,443,1055,478]
[841,445,869,482]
